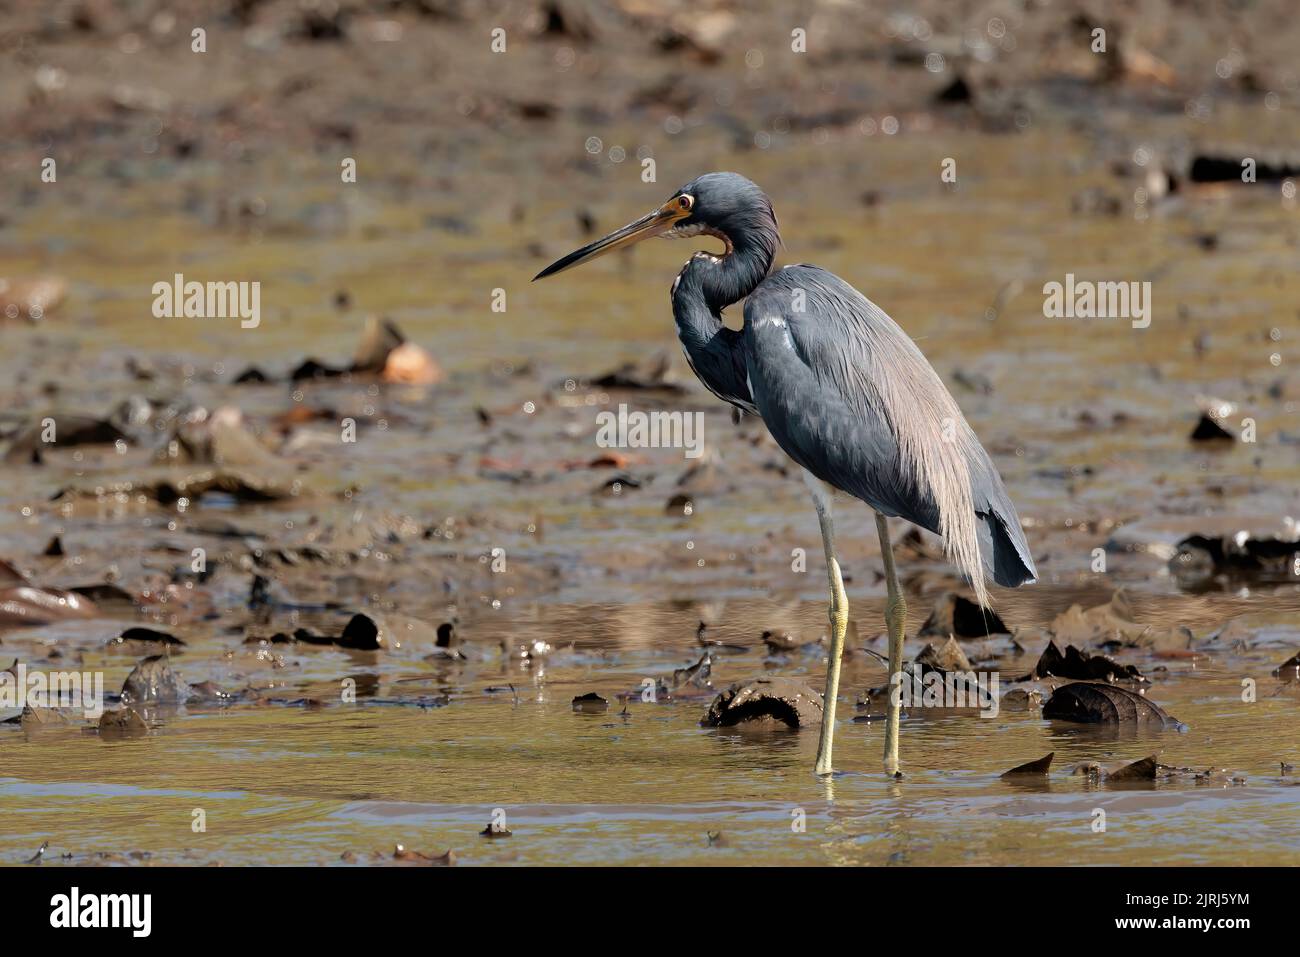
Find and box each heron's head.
[533,172,779,281]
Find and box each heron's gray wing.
[741,267,938,526]
[742,265,1036,591]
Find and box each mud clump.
[1032,640,1146,683]
[572,692,608,713]
[292,613,386,650]
[1173,533,1300,586]
[1107,754,1159,782]
[1001,688,1043,711]
[0,583,98,627]
[916,636,972,673]
[338,613,383,650]
[671,652,712,689]
[1274,651,1300,681]
[111,627,186,649]
[99,708,149,737]
[121,655,191,706]
[391,844,456,866]
[0,275,67,321]
[917,592,1010,639]
[701,677,823,729]
[4,414,129,463]
[585,353,684,393]
[17,705,74,729]
[761,630,819,654]
[1189,412,1235,441]
[1001,752,1054,778]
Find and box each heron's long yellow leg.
[813,504,848,776]
[876,512,907,776]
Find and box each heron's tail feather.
[976,509,1037,589]
[887,403,990,608]
[894,408,1034,606]
[869,359,991,608]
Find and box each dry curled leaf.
[1043,682,1184,728]
[1001,752,1054,777]
[1107,754,1159,782]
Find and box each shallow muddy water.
[3,595,1300,866]
[2,4,1299,865]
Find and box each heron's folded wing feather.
[742,265,1035,592]
[740,266,942,531]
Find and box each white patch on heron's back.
[754,314,796,352]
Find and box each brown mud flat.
[1,0,1299,865]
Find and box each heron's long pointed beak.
[533,199,690,281]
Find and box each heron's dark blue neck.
[675,227,775,313]
[671,234,775,411]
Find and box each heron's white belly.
[800,467,837,517]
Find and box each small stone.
[572,692,608,713]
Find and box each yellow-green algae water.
[2,112,1298,865]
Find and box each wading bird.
[535,172,1035,776]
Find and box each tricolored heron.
[535,172,1036,776]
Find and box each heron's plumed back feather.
[741,266,1035,606]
